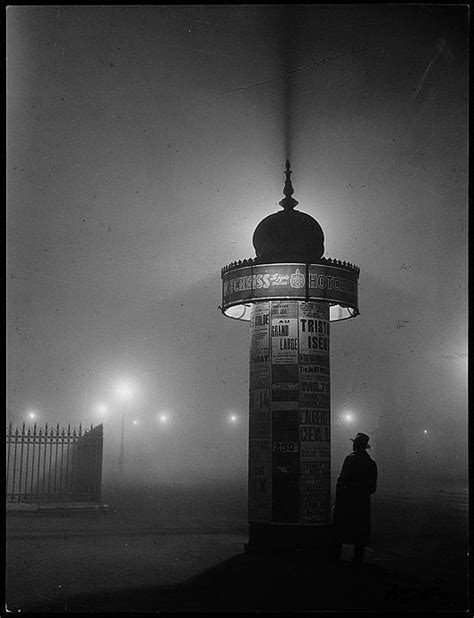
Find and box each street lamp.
[115,381,134,401]
[96,402,108,416]
[114,379,135,473]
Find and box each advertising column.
[248,299,331,528]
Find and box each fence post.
[6,422,12,498]
[29,424,37,500]
[17,423,25,503]
[35,426,43,502]
[42,423,48,499]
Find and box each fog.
[7,6,468,495]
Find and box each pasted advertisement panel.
[271,301,298,365]
[272,408,300,523]
[298,301,331,524]
[250,303,270,350]
[248,440,272,522]
[270,301,300,522]
[299,375,330,408]
[248,303,272,522]
[300,460,331,524]
[249,300,332,525]
[249,302,271,396]
[299,305,330,355]
[298,302,330,366]
[300,408,330,462]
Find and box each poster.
[248,304,272,522]
[298,301,331,522]
[248,439,272,522]
[300,459,331,523]
[300,489,331,524]
[271,301,298,365]
[250,302,270,349]
[299,374,330,408]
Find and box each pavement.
[7,501,110,514]
[4,481,469,613]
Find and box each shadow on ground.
[22,550,449,612]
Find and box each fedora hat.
[350,432,370,448]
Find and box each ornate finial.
[279,159,299,210]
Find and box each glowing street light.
[229,414,239,423]
[132,419,139,426]
[158,414,169,423]
[114,380,134,402]
[342,412,354,423]
[96,402,108,416]
[27,410,37,421]
[424,429,428,435]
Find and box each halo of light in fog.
[424,429,428,434]
[96,403,108,416]
[113,380,135,402]
[229,414,239,423]
[342,412,354,423]
[27,410,37,420]
[158,414,169,423]
[132,419,139,426]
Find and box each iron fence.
[6,422,103,504]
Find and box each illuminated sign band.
[221,261,359,322]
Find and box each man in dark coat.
[330,432,377,564]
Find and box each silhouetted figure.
[330,432,377,565]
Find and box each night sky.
[7,5,468,488]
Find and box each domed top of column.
[252,161,325,263]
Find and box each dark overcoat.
[332,450,377,545]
